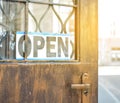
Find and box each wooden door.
[0,0,98,103]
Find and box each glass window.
[0,0,78,61]
[0,1,25,60]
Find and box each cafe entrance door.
[0,0,98,103]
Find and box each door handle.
[71,73,90,96]
[71,83,90,96]
[71,83,90,90]
[71,73,91,103]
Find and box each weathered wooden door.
[0,0,98,103]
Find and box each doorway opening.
[98,0,120,103]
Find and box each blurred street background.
[99,0,120,102]
[99,66,120,103]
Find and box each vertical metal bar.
[5,1,10,59]
[24,1,28,60]
[4,1,7,59]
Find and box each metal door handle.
[71,83,90,90]
[71,73,90,96]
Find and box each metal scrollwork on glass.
[0,0,76,60]
[28,0,76,33]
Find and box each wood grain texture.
[80,0,98,63]
[0,63,97,103]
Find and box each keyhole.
[84,89,88,96]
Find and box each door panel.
[0,63,97,103]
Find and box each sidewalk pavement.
[98,66,120,103]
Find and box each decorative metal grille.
[0,0,77,60]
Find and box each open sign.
[16,32,74,60]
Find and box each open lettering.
[16,32,74,60]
